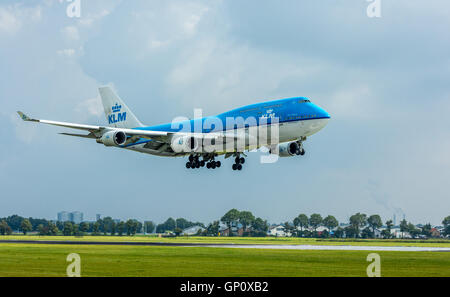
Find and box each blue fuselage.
[136,97,330,133]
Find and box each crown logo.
[112,103,122,113]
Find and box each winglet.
[17,111,37,122]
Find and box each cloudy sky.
[1,0,449,225]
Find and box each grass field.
[0,243,448,277]
[1,235,450,247]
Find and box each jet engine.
[100,130,127,147]
[278,141,301,157]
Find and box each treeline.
[155,217,204,235]
[1,212,449,239]
[0,215,146,236]
[284,212,450,239]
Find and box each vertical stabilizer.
[99,86,144,128]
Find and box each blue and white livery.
[18,86,330,170]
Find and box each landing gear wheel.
[239,158,245,164]
[186,162,191,169]
[189,155,194,162]
[200,160,205,167]
[216,161,221,168]
[232,164,237,170]
[300,148,305,156]
[211,162,216,169]
[237,164,242,171]
[235,157,241,164]
[207,163,211,169]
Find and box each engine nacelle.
[100,131,127,147]
[278,141,300,157]
[170,135,200,153]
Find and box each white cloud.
[75,96,103,118]
[148,39,170,49]
[327,85,375,119]
[78,9,110,27]
[10,113,37,144]
[61,26,79,41]
[0,7,21,34]
[0,5,42,35]
[57,48,76,57]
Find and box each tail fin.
[98,86,144,128]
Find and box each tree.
[116,221,125,236]
[156,218,176,233]
[221,209,240,229]
[175,218,190,230]
[48,222,59,235]
[37,224,46,235]
[367,215,383,237]
[239,211,255,231]
[323,215,338,235]
[110,221,116,236]
[126,219,135,236]
[252,218,269,233]
[92,222,100,235]
[63,222,73,236]
[283,222,294,237]
[144,221,155,234]
[334,227,345,238]
[400,219,408,238]
[293,217,300,228]
[72,224,80,236]
[344,225,359,238]
[174,227,183,236]
[349,213,367,238]
[206,221,220,236]
[361,227,373,238]
[443,215,450,237]
[0,220,12,235]
[102,217,114,235]
[297,214,309,231]
[309,214,323,233]
[408,223,420,238]
[421,223,432,238]
[381,220,394,239]
[80,222,90,234]
[20,219,32,235]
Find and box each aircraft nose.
[314,104,330,119]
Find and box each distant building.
[57,211,70,222]
[57,211,83,224]
[70,211,83,224]
[268,225,291,237]
[182,226,205,236]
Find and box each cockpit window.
[298,99,311,103]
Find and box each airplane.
[17,86,330,170]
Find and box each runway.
[1,240,449,252]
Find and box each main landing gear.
[185,154,246,171]
[186,155,204,169]
[232,155,245,171]
[186,155,221,170]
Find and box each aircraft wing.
[17,111,170,140]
